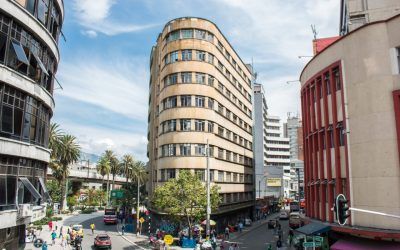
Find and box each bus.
[289,201,300,213]
[104,207,118,224]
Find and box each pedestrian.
[276,239,282,248]
[288,229,294,246]
[42,241,48,250]
[59,226,63,239]
[224,226,230,239]
[51,230,57,245]
[48,221,53,231]
[238,222,243,233]
[65,233,70,245]
[90,223,95,234]
[121,224,125,235]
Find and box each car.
[94,234,112,249]
[267,219,277,229]
[289,212,304,229]
[72,224,84,238]
[279,210,289,220]
[244,218,252,226]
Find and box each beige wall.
[301,16,400,230]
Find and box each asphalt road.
[233,216,291,249]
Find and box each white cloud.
[72,0,158,36]
[57,57,149,121]
[59,121,148,161]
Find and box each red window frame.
[393,90,400,162]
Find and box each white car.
[244,218,252,226]
[279,211,289,220]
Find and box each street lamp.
[205,139,211,238]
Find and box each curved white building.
[0,0,64,248]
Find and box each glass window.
[164,54,170,64]
[26,0,36,15]
[208,54,214,64]
[196,73,206,84]
[170,51,179,62]
[218,148,224,158]
[167,120,176,132]
[334,68,341,91]
[196,51,206,61]
[181,29,193,38]
[181,72,192,83]
[164,96,177,109]
[218,171,224,182]
[166,169,176,179]
[208,98,214,109]
[226,172,231,182]
[180,119,191,131]
[218,104,223,113]
[325,73,331,95]
[208,121,214,133]
[180,144,191,156]
[38,0,49,25]
[195,120,205,132]
[182,50,192,61]
[218,82,223,92]
[217,41,223,51]
[180,95,191,107]
[168,30,180,41]
[208,75,214,86]
[166,73,178,86]
[195,96,205,107]
[397,47,400,74]
[207,32,214,42]
[218,61,223,71]
[218,126,224,136]
[195,29,206,39]
[0,33,7,63]
[194,144,206,155]
[195,170,205,181]
[11,41,29,65]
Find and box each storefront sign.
[267,178,281,187]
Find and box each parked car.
[94,234,112,249]
[244,218,252,226]
[279,210,289,220]
[267,219,277,229]
[289,212,304,229]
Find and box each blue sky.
[53,0,340,161]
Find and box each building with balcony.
[0,0,64,248]
[265,115,290,198]
[300,13,400,241]
[147,17,254,225]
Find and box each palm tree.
[97,156,111,189]
[57,134,81,211]
[49,123,62,158]
[104,150,119,191]
[121,154,135,183]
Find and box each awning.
[331,237,400,250]
[38,177,51,202]
[19,177,41,200]
[295,222,331,236]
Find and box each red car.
[94,234,112,249]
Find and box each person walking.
[238,222,243,233]
[224,226,230,239]
[51,230,57,245]
[41,241,48,250]
[288,229,294,246]
[59,226,63,239]
[48,221,53,231]
[121,224,125,235]
[90,223,95,234]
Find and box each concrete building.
[0,0,64,248]
[283,115,305,199]
[340,0,400,35]
[253,83,269,199]
[300,13,400,241]
[147,17,254,223]
[265,115,290,198]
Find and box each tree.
[97,155,110,206]
[152,170,220,236]
[46,180,61,203]
[121,154,135,183]
[104,150,119,191]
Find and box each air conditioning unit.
[18,204,33,218]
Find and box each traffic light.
[335,194,350,225]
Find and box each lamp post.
[205,139,211,238]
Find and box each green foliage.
[67,195,78,212]
[46,180,61,203]
[84,189,106,207]
[80,207,96,214]
[152,170,220,233]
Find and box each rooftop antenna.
[311,24,318,40]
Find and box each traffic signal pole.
[348,207,400,219]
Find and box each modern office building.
[0,0,63,248]
[340,0,400,35]
[265,115,290,198]
[300,13,400,242]
[253,83,269,199]
[147,17,254,224]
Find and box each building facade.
[300,14,400,239]
[148,17,254,223]
[340,0,400,35]
[265,115,290,198]
[253,83,268,199]
[0,0,63,248]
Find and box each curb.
[116,223,149,250]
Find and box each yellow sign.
[164,235,174,245]
[139,217,145,224]
[267,178,281,187]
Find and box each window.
[217,41,223,51]
[182,50,192,61]
[233,153,237,162]
[168,30,180,41]
[225,51,231,60]
[207,32,214,42]
[181,29,193,38]
[162,144,176,156]
[164,54,170,64]
[218,148,224,158]
[163,96,177,109]
[194,144,206,155]
[208,54,214,64]
[170,51,179,62]
[218,104,223,113]
[0,33,7,63]
[196,73,206,84]
[208,76,214,86]
[208,121,214,133]
[195,96,205,107]
[225,109,231,119]
[208,98,214,109]
[226,172,231,182]
[196,51,206,61]
[165,74,178,86]
[26,0,36,15]
[233,133,238,143]
[397,47,400,74]
[195,29,206,39]
[195,170,205,181]
[233,173,238,182]
[166,169,176,179]
[328,126,334,148]
[164,120,176,132]
[180,119,191,131]
[180,144,191,156]
[225,130,231,140]
[240,174,244,183]
[181,72,192,83]
[218,82,223,92]
[232,59,237,68]
[226,151,231,161]
[333,68,341,91]
[218,171,224,182]
[338,122,345,146]
[218,61,223,71]
[38,0,49,25]
[218,126,224,136]
[195,120,205,131]
[180,95,191,107]
[325,73,331,95]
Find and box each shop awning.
[331,237,400,250]
[19,177,41,200]
[295,222,330,236]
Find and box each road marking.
[116,224,148,250]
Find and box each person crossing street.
[90,223,95,234]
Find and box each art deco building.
[148,17,254,223]
[0,0,63,248]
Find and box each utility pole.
[137,177,140,235]
[206,139,211,238]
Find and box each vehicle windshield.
[72,225,82,231]
[105,209,116,215]
[98,236,110,241]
